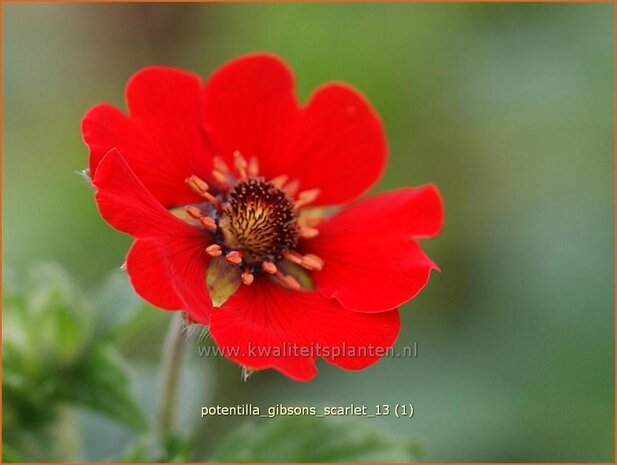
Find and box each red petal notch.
[281,83,387,206]
[201,54,386,206]
[83,66,212,207]
[201,53,298,175]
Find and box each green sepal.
[206,257,242,307]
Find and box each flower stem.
[158,312,187,437]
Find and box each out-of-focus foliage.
[210,415,424,462]
[2,264,148,462]
[3,3,614,462]
[119,433,194,463]
[4,264,419,463]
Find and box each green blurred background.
[3,2,614,462]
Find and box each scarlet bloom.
[82,54,443,381]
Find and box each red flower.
[82,54,443,381]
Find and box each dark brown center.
[219,178,298,264]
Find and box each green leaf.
[2,442,24,463]
[24,263,93,367]
[3,263,95,432]
[209,415,424,462]
[118,433,194,462]
[116,436,156,462]
[93,271,145,336]
[60,344,149,432]
[3,263,150,460]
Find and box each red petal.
[201,55,386,205]
[209,278,400,381]
[308,185,444,312]
[125,238,183,310]
[83,66,211,207]
[201,53,298,173]
[93,149,203,239]
[94,150,213,322]
[281,84,387,205]
[126,237,211,324]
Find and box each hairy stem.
[158,312,187,437]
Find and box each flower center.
[219,178,298,263]
[182,151,324,290]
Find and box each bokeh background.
[3,2,614,462]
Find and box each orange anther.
[261,261,278,274]
[186,175,221,211]
[206,244,222,257]
[302,216,323,227]
[212,169,229,187]
[226,250,243,265]
[298,226,319,239]
[200,216,217,231]
[213,156,230,174]
[241,272,254,286]
[284,179,300,197]
[233,151,248,178]
[302,254,324,271]
[295,188,320,208]
[248,156,260,177]
[283,252,303,265]
[283,274,301,291]
[275,270,301,290]
[184,205,202,219]
[185,175,209,195]
[270,174,289,189]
